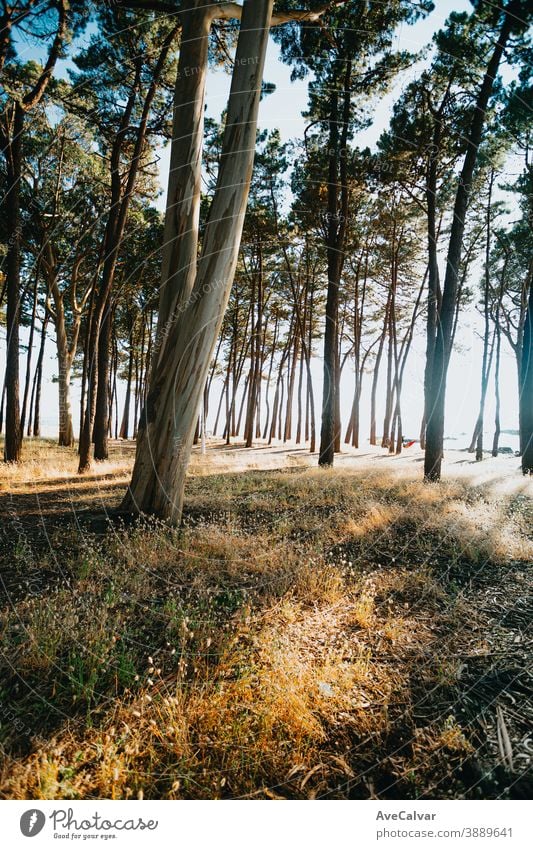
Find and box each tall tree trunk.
[28,312,48,437]
[93,301,112,459]
[319,60,351,466]
[269,331,292,445]
[0,381,5,436]
[520,271,533,473]
[307,287,316,453]
[245,244,263,447]
[469,170,495,460]
[20,269,39,437]
[382,311,393,448]
[262,315,278,440]
[57,350,74,447]
[122,0,274,522]
[424,6,515,481]
[120,335,135,439]
[3,103,24,462]
[295,330,305,444]
[236,372,250,437]
[370,312,388,446]
[421,92,447,451]
[492,319,502,457]
[345,252,365,448]
[32,316,49,439]
[284,333,299,441]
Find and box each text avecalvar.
[376,811,436,821]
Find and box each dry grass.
[0,440,531,799]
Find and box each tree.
[0,0,82,460]
[424,0,531,481]
[25,114,106,445]
[122,0,334,522]
[276,0,433,465]
[73,5,179,469]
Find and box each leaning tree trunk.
[424,6,514,481]
[122,0,274,523]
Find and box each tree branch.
[112,1,344,27]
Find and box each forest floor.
[0,438,531,800]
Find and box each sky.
[0,1,524,449]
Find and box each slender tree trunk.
[284,333,299,441]
[20,270,39,436]
[57,350,74,447]
[382,313,393,448]
[319,61,351,466]
[307,288,316,453]
[278,371,285,440]
[469,170,495,460]
[112,333,119,440]
[32,316,49,439]
[120,336,134,439]
[269,332,292,444]
[262,315,278,440]
[296,331,305,444]
[370,291,390,446]
[0,382,5,436]
[93,301,112,459]
[424,6,515,480]
[3,104,24,462]
[492,319,502,457]
[245,244,263,447]
[28,312,48,437]
[520,270,533,473]
[133,354,140,439]
[421,98,446,451]
[236,372,249,437]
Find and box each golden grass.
[0,438,133,492]
[0,441,531,799]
